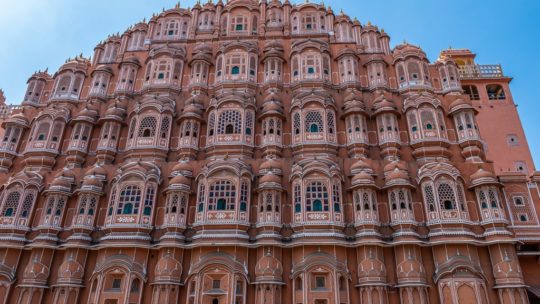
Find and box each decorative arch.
[290,158,343,225]
[195,160,252,225]
[105,162,161,226]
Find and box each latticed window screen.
[488,188,500,208]
[20,193,35,218]
[208,113,215,136]
[305,111,323,133]
[183,121,192,137]
[164,20,180,36]
[2,191,20,216]
[128,118,137,139]
[138,117,157,138]
[240,181,249,211]
[160,117,170,138]
[78,196,88,214]
[456,183,466,211]
[208,180,236,211]
[478,190,488,209]
[88,196,97,215]
[420,109,435,130]
[264,192,273,212]
[245,111,254,135]
[143,186,155,215]
[36,122,50,141]
[197,184,206,212]
[45,196,55,215]
[367,192,376,210]
[50,122,63,142]
[218,110,242,134]
[117,185,142,215]
[305,182,329,212]
[327,111,335,133]
[167,194,179,214]
[424,185,436,212]
[408,112,419,132]
[332,184,341,212]
[293,113,301,134]
[294,184,302,213]
[54,197,65,216]
[437,183,456,210]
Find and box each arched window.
[1,191,20,217]
[117,185,142,215]
[294,184,302,213]
[208,180,236,211]
[218,110,242,135]
[437,183,456,210]
[305,111,323,133]
[486,84,506,100]
[293,113,301,135]
[305,182,329,212]
[231,66,240,75]
[138,117,157,138]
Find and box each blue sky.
[1,0,539,165]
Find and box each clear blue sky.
[1,0,539,165]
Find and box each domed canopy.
[169,175,191,187]
[72,107,98,124]
[171,161,194,178]
[448,98,476,115]
[57,258,84,284]
[48,169,75,194]
[351,158,373,175]
[469,168,499,188]
[383,161,407,173]
[255,252,283,283]
[259,158,283,175]
[85,164,107,180]
[393,43,427,60]
[260,172,281,184]
[351,172,377,188]
[81,175,103,190]
[372,95,398,116]
[1,112,29,129]
[343,89,366,116]
[155,254,183,284]
[99,102,127,124]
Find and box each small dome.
[50,176,72,189]
[171,161,193,177]
[449,98,475,115]
[358,257,387,283]
[24,259,49,282]
[386,169,408,181]
[82,175,103,188]
[155,254,183,281]
[383,161,407,173]
[58,258,84,281]
[255,252,283,281]
[259,158,282,171]
[351,158,372,173]
[351,172,376,187]
[469,168,498,188]
[393,43,427,59]
[373,96,396,113]
[85,165,107,179]
[260,172,281,184]
[169,174,191,186]
[471,168,494,180]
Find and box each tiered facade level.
[1,1,540,303]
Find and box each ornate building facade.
[0,1,539,303]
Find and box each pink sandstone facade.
[0,1,540,303]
